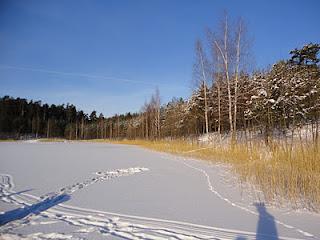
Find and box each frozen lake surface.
[0,141,319,239]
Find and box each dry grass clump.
[262,141,320,210]
[38,138,66,142]
[96,138,320,211]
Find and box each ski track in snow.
[0,164,309,240]
[160,153,315,239]
[39,167,149,199]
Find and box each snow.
[0,142,319,239]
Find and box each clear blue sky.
[0,0,319,116]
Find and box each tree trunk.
[213,15,233,138]
[198,43,209,134]
[109,121,113,139]
[233,20,242,142]
[217,81,221,141]
[117,116,120,139]
[81,117,84,139]
[75,121,78,140]
[47,119,50,138]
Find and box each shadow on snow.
[0,194,70,226]
[0,190,280,240]
[6,189,34,197]
[255,202,279,240]
[236,202,279,240]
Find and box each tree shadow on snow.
[255,202,279,240]
[0,194,70,226]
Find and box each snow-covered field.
[0,142,319,239]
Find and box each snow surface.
[0,141,319,239]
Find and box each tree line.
[1,15,319,143]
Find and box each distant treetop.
[289,43,320,66]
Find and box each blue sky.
[0,0,319,116]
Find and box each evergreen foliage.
[0,43,319,141]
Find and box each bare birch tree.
[211,14,234,137]
[209,13,250,141]
[154,87,161,138]
[194,40,210,134]
[233,18,243,134]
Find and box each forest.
[1,42,319,143]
